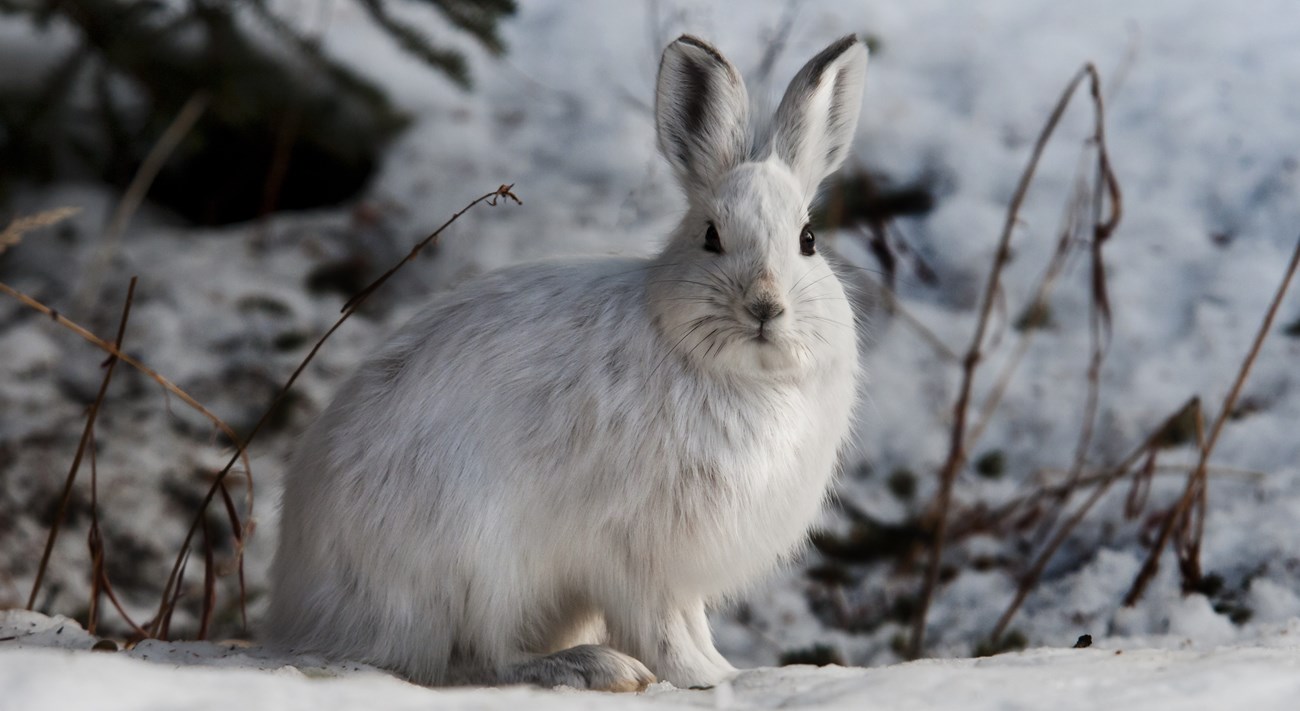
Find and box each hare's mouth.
[753,324,787,346]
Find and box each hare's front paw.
[659,660,738,691]
[502,645,655,692]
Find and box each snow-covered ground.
[6,609,1300,710]
[3,0,1300,707]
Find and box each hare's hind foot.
[500,645,655,692]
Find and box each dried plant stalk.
[26,278,137,611]
[0,207,81,255]
[1125,235,1300,605]
[0,282,254,490]
[987,397,1200,643]
[150,184,521,637]
[909,64,1119,659]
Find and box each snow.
[6,610,1300,710]
[4,0,1300,707]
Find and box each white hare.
[268,34,868,691]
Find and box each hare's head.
[648,35,868,378]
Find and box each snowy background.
[3,0,1300,707]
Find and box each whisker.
[801,314,856,330]
[684,327,722,363]
[792,272,839,300]
[787,265,818,296]
[700,262,734,292]
[646,317,711,382]
[655,296,726,304]
[832,263,890,278]
[793,296,850,304]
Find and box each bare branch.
[27,277,137,611]
[909,64,1118,659]
[150,184,521,637]
[1125,235,1300,605]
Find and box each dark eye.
[800,224,816,256]
[704,223,723,253]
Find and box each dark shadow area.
[0,0,515,224]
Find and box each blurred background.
[2,0,1299,667]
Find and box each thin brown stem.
[966,155,1090,447]
[217,482,248,631]
[909,64,1110,659]
[86,425,103,635]
[150,184,521,637]
[1124,235,1300,605]
[957,458,1261,536]
[875,280,961,363]
[0,207,81,256]
[987,397,1200,642]
[87,425,149,638]
[77,93,209,309]
[0,282,252,486]
[1068,89,1124,474]
[99,574,149,640]
[27,278,137,611]
[158,546,190,640]
[197,516,216,641]
[341,185,521,312]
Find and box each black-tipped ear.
[768,35,868,197]
[655,35,750,197]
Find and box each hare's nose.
[746,298,785,323]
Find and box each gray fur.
[499,645,655,692]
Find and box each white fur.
[267,34,869,690]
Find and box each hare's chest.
[639,382,847,590]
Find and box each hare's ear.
[768,36,868,197]
[655,35,750,196]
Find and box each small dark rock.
[974,451,1006,479]
[779,644,844,667]
[1283,317,1300,338]
[1073,634,1092,649]
[887,469,916,500]
[92,639,119,652]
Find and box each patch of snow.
[6,610,1300,710]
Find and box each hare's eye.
[800,224,816,256]
[704,223,723,254]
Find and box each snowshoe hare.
[269,34,868,691]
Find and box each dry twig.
[965,152,1092,446]
[0,282,253,488]
[150,184,522,637]
[908,64,1119,659]
[0,207,81,256]
[26,278,137,611]
[87,427,150,639]
[1124,235,1300,604]
[77,93,209,309]
[986,397,1200,642]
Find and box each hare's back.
[380,257,653,381]
[329,257,658,468]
